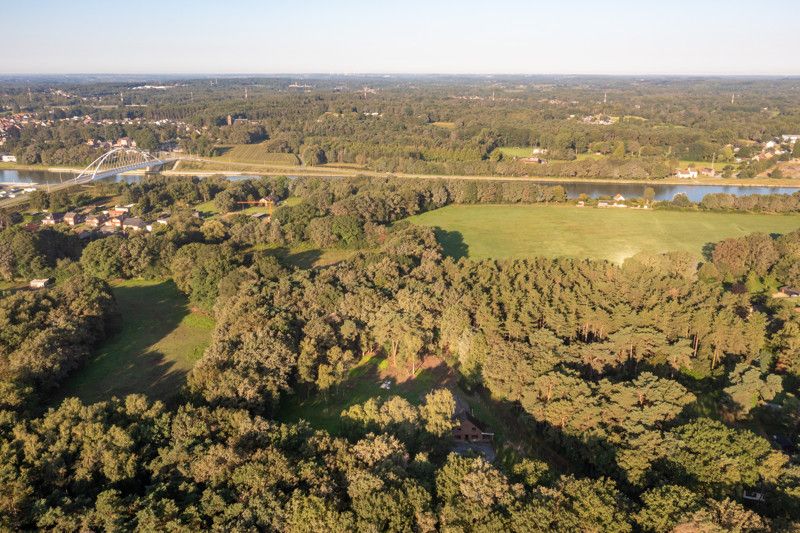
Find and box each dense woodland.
[0,172,799,530]
[2,76,800,178]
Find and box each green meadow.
[407,204,800,263]
[55,279,214,406]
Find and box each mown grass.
[212,144,301,166]
[55,279,214,406]
[407,204,800,263]
[277,355,447,434]
[497,146,536,158]
[677,159,729,172]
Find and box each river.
[2,169,799,203]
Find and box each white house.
[676,168,698,179]
[781,134,800,144]
[0,154,17,163]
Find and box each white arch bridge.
[69,148,174,184]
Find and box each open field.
[277,355,448,434]
[212,144,301,165]
[253,242,360,268]
[678,159,729,172]
[55,279,214,406]
[407,204,800,263]
[497,146,536,158]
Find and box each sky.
[3,0,799,75]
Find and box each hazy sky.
[4,0,799,75]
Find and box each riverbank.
[3,159,800,189]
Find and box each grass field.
[253,242,360,268]
[407,204,800,263]
[212,144,301,166]
[497,146,536,158]
[277,355,446,434]
[55,279,214,406]
[678,159,729,172]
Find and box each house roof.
[455,411,488,432]
[122,217,146,227]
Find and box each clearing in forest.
[55,279,214,406]
[407,204,800,263]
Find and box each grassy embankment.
[55,279,214,406]
[407,204,800,263]
[498,147,730,173]
[211,143,301,166]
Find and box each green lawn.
[277,355,448,434]
[497,146,536,158]
[407,204,800,263]
[253,242,359,269]
[678,159,729,172]
[195,199,220,216]
[55,279,214,406]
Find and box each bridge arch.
[72,148,165,183]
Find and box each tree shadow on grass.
[52,280,193,409]
[434,228,469,260]
[701,241,717,262]
[286,248,323,269]
[260,246,323,269]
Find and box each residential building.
[85,214,107,228]
[675,168,699,179]
[452,412,494,443]
[0,154,16,163]
[41,212,64,225]
[63,212,83,226]
[122,217,146,231]
[780,286,800,298]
